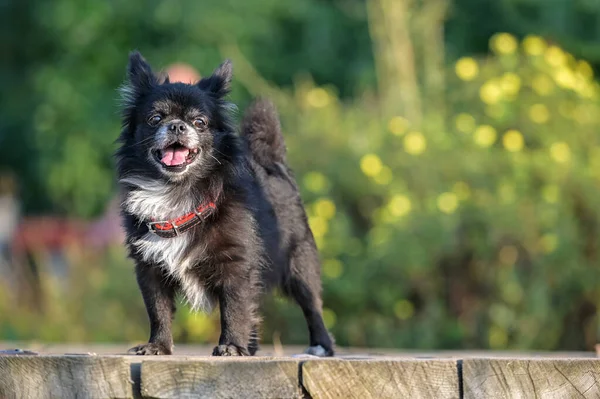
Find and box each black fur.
[115,51,334,357]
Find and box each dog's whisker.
[211,148,228,157]
[209,153,222,165]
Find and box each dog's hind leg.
[248,325,259,355]
[285,241,334,357]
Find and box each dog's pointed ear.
[120,51,159,110]
[197,59,232,97]
[127,51,158,91]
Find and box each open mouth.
[153,144,199,170]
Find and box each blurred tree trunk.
[416,0,449,130]
[367,0,422,126]
[367,0,449,129]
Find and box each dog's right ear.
[120,51,158,107]
[127,51,157,90]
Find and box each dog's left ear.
[197,59,232,97]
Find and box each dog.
[115,51,334,356]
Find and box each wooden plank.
[463,358,600,398]
[301,359,460,399]
[140,358,303,398]
[0,342,596,358]
[0,355,133,399]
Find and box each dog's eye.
[193,118,208,129]
[148,115,162,126]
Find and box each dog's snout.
[169,122,187,134]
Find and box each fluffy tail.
[241,98,287,167]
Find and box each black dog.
[115,52,334,356]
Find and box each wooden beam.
[1,352,599,398]
[140,358,303,398]
[0,355,133,399]
[301,358,460,399]
[463,358,600,398]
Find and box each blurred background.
[1,0,600,352]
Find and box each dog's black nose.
[170,122,187,134]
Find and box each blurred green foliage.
[1,0,600,351]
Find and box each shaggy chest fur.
[120,177,214,312]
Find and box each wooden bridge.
[0,344,598,398]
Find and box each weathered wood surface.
[302,359,459,399]
[0,349,599,399]
[463,358,600,399]
[141,358,303,399]
[0,355,132,399]
[1,342,596,358]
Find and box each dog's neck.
[120,177,203,221]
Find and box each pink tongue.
[161,147,190,166]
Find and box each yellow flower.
[502,129,524,152]
[573,104,595,125]
[388,194,412,217]
[474,125,497,148]
[360,154,383,177]
[314,198,336,220]
[529,104,550,124]
[578,84,596,99]
[323,259,343,279]
[455,57,479,81]
[573,78,594,99]
[549,142,571,163]
[480,80,503,104]
[394,300,414,320]
[308,216,328,238]
[388,116,409,136]
[437,192,459,214]
[532,75,554,96]
[305,88,330,108]
[453,181,471,200]
[577,60,594,80]
[303,172,328,193]
[404,132,426,155]
[554,67,576,89]
[455,113,476,133]
[539,233,558,253]
[501,73,521,97]
[522,35,546,56]
[544,46,566,67]
[491,33,518,55]
[542,185,559,204]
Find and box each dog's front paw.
[305,345,334,357]
[128,342,172,355]
[212,344,249,356]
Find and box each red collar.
[146,202,216,238]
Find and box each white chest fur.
[120,177,214,312]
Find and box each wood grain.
[463,358,600,398]
[301,359,460,399]
[0,355,133,399]
[1,352,598,399]
[140,358,303,398]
